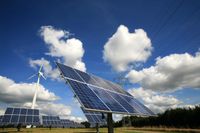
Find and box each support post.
[108,113,113,133]
[96,123,99,133]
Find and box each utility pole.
[113,72,132,127]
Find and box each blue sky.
[0,0,200,122]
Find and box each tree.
[81,121,90,128]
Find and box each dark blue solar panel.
[74,69,101,87]
[20,109,27,115]
[33,116,39,122]
[46,116,49,120]
[96,115,106,123]
[50,116,53,120]
[55,61,156,116]
[90,74,115,92]
[113,83,133,97]
[2,115,11,122]
[5,108,13,114]
[91,115,100,123]
[47,121,50,125]
[85,115,95,122]
[89,85,128,113]
[106,90,140,114]
[81,107,91,114]
[26,116,32,122]
[27,109,33,115]
[67,79,110,111]
[55,62,84,82]
[19,116,26,123]
[120,95,149,115]
[42,116,46,120]
[34,109,39,115]
[13,108,20,114]
[134,98,156,116]
[102,79,125,94]
[43,121,47,125]
[10,115,19,122]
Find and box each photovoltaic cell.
[1,107,40,125]
[120,95,149,115]
[67,79,110,111]
[74,69,101,87]
[56,62,84,82]
[89,85,127,113]
[55,61,157,116]
[89,74,114,92]
[5,108,13,114]
[106,90,141,114]
[42,116,61,126]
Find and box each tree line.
[113,106,200,128]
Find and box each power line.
[143,7,200,67]
[129,0,185,67]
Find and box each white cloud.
[113,114,122,122]
[39,26,86,71]
[37,102,71,116]
[0,75,61,105]
[126,52,200,93]
[29,58,62,81]
[186,98,190,101]
[127,87,156,98]
[103,25,153,72]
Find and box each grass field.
[1,127,200,133]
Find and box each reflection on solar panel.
[81,107,107,127]
[42,116,61,126]
[55,62,156,116]
[1,107,40,125]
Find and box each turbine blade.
[39,60,45,72]
[41,74,46,80]
[27,73,38,80]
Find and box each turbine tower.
[28,61,46,109]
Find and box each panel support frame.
[108,113,113,133]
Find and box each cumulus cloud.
[126,52,200,93]
[39,26,86,71]
[103,25,153,72]
[0,75,61,105]
[113,114,122,122]
[127,87,193,114]
[29,58,62,81]
[127,87,156,98]
[37,102,71,116]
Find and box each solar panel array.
[42,116,84,128]
[81,107,107,126]
[55,62,156,116]
[42,116,61,126]
[60,119,71,128]
[0,115,3,126]
[1,107,40,125]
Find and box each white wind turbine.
[28,61,46,109]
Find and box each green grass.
[0,127,196,133]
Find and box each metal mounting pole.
[96,123,99,133]
[108,113,113,133]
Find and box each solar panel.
[55,62,156,116]
[42,116,61,126]
[81,107,107,127]
[2,107,40,125]
[60,119,71,128]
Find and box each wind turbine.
[28,61,46,109]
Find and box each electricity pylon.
[113,72,132,127]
